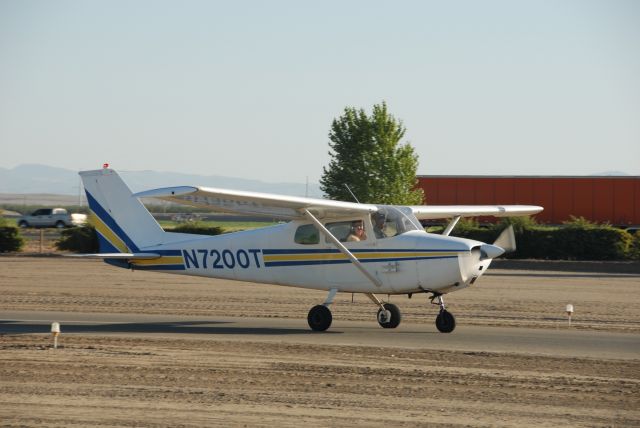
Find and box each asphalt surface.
[2,310,638,360]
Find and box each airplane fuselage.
[126,222,492,295]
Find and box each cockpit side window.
[324,220,367,243]
[371,206,421,239]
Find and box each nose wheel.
[435,310,456,333]
[431,294,456,333]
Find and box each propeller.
[493,225,516,253]
[479,225,516,260]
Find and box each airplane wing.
[133,186,378,219]
[410,205,543,220]
[134,184,541,221]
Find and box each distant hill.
[0,164,323,198]
[593,171,631,176]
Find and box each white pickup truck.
[17,208,87,229]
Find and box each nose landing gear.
[431,293,456,333]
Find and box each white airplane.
[76,167,543,333]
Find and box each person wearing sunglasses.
[347,220,366,242]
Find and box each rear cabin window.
[294,224,319,245]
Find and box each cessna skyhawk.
[76,167,542,333]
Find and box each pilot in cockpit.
[346,220,366,241]
[372,212,387,238]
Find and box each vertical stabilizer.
[80,168,165,252]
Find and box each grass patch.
[0,218,18,227]
[158,220,280,232]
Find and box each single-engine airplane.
[76,166,543,333]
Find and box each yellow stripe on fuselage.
[90,211,129,253]
[131,256,184,266]
[262,251,457,262]
[355,252,455,259]
[264,253,345,262]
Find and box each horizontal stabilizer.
[67,253,161,260]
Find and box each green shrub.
[496,216,540,234]
[168,222,224,236]
[555,227,630,260]
[629,231,640,260]
[53,222,224,254]
[0,226,25,252]
[56,226,99,253]
[448,216,637,260]
[450,219,499,245]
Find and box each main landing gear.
[377,303,401,328]
[308,304,332,331]
[307,288,402,332]
[431,293,456,333]
[371,294,401,329]
[307,288,337,331]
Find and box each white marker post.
[51,322,61,349]
[565,304,574,327]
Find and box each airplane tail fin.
[80,168,166,253]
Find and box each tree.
[320,102,424,205]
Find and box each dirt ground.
[1,256,639,427]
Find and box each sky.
[1,0,639,183]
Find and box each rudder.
[80,168,165,253]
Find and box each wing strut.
[442,215,461,236]
[303,209,383,288]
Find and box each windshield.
[371,206,422,239]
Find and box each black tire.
[55,221,65,229]
[18,221,28,228]
[435,310,456,333]
[307,305,332,332]
[377,303,401,328]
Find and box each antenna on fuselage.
[344,184,360,204]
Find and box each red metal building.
[417,176,640,226]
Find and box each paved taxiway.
[2,310,638,360]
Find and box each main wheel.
[435,310,456,333]
[377,303,401,329]
[55,221,65,229]
[307,305,332,332]
[18,221,28,228]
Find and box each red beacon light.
[103,163,110,169]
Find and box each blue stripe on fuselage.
[85,190,140,252]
